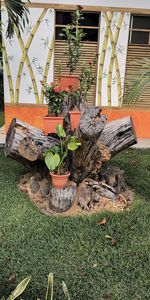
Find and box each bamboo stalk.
[106,13,124,106]
[39,34,54,104]
[97,12,113,106]
[1,37,14,103]
[15,27,40,104]
[15,9,47,104]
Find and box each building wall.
[2,5,130,107]
[96,12,130,106]
[2,1,150,137]
[30,0,150,10]
[2,7,55,105]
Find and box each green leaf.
[45,273,54,300]
[8,276,31,300]
[56,123,66,138]
[45,152,60,171]
[67,136,81,151]
[49,145,60,154]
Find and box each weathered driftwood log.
[71,107,110,182]
[72,108,137,183]
[99,166,126,194]
[76,178,119,210]
[5,109,137,181]
[5,118,58,169]
[99,116,137,155]
[49,181,77,212]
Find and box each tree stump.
[5,107,137,213]
[49,181,77,212]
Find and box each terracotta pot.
[50,172,70,189]
[69,110,81,131]
[43,115,64,135]
[59,75,79,91]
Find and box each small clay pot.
[50,172,70,189]
[42,115,64,135]
[69,110,81,131]
[59,75,79,91]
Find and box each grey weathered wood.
[100,166,126,194]
[72,114,137,183]
[76,178,118,210]
[49,181,77,212]
[79,107,107,140]
[5,118,58,168]
[99,116,137,155]
[72,139,111,183]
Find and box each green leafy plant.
[59,6,86,74]
[4,0,30,38]
[41,81,69,116]
[78,58,97,103]
[67,58,96,108]
[44,123,81,174]
[124,57,150,105]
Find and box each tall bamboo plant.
[124,57,150,105]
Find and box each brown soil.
[19,172,134,217]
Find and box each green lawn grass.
[0,110,4,127]
[0,149,150,299]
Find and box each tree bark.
[72,109,137,183]
[99,116,137,155]
[5,111,137,177]
[49,181,77,212]
[5,118,58,169]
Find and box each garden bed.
[0,149,150,299]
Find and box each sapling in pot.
[44,123,81,188]
[41,81,69,134]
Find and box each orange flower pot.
[59,75,79,91]
[69,110,81,131]
[50,172,70,189]
[43,115,64,135]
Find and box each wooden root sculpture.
[5,107,137,212]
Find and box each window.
[129,15,150,45]
[55,11,99,42]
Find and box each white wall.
[96,12,130,107]
[29,0,150,9]
[2,7,55,104]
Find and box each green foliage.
[44,152,60,173]
[64,58,97,109]
[59,6,86,74]
[4,0,30,39]
[0,110,5,126]
[56,123,66,138]
[44,124,81,174]
[41,82,68,116]
[124,57,150,105]
[78,58,97,103]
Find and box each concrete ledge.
[0,125,6,147]
[131,139,150,149]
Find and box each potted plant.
[42,81,68,135]
[69,59,96,130]
[59,6,86,92]
[44,123,81,189]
